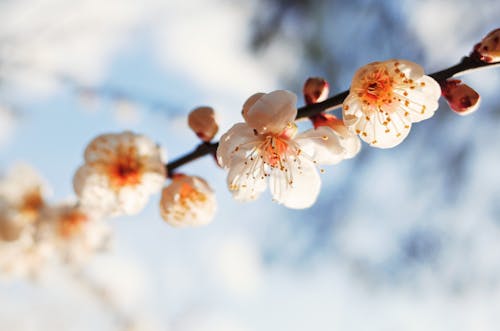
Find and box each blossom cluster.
[1,29,498,279]
[0,164,110,277]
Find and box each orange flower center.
[358,65,394,111]
[18,188,44,221]
[261,135,290,169]
[58,210,88,238]
[108,146,143,189]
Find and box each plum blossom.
[0,164,52,278]
[160,175,216,227]
[0,163,48,225]
[342,59,441,148]
[217,90,351,209]
[37,204,111,264]
[73,131,166,217]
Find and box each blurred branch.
[165,56,500,175]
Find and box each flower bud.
[160,174,216,227]
[441,79,481,116]
[472,28,500,63]
[188,107,219,142]
[303,77,329,105]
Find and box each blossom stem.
[166,142,218,177]
[165,57,500,174]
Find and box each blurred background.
[0,0,500,330]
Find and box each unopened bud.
[472,28,500,63]
[188,107,219,142]
[441,79,481,116]
[303,77,329,105]
[160,174,216,227]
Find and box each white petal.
[295,126,345,165]
[242,93,265,118]
[117,186,150,215]
[217,123,259,168]
[270,159,320,209]
[73,165,117,217]
[388,59,425,80]
[353,112,411,149]
[339,133,362,159]
[244,90,297,134]
[342,94,363,127]
[395,75,441,123]
[227,156,267,202]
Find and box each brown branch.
[165,56,500,176]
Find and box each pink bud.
[303,77,329,105]
[441,79,481,116]
[472,28,500,63]
[188,106,219,142]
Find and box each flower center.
[358,65,394,111]
[108,147,143,189]
[58,210,88,238]
[19,188,44,221]
[261,135,290,169]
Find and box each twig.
[165,56,500,175]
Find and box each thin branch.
[165,57,500,175]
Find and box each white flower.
[0,163,47,224]
[217,90,348,209]
[73,131,166,217]
[342,59,441,148]
[0,164,51,278]
[160,175,216,227]
[37,204,111,264]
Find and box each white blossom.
[37,204,111,264]
[217,90,351,209]
[342,59,441,148]
[73,132,166,217]
[160,175,216,227]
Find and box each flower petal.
[73,165,118,217]
[353,112,411,148]
[217,123,260,168]
[295,126,346,165]
[244,90,297,134]
[270,159,320,209]
[339,133,362,159]
[227,156,267,202]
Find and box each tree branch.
[165,56,500,176]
